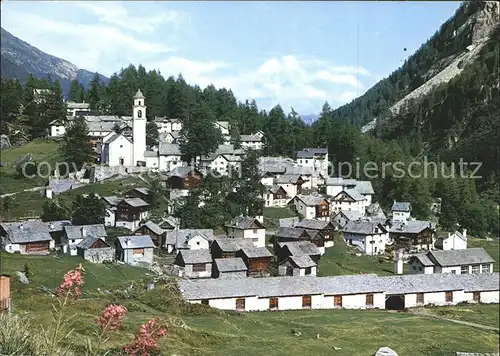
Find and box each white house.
[278,255,317,277]
[343,220,389,255]
[225,217,266,248]
[62,224,107,256]
[66,101,90,117]
[332,210,363,228]
[214,121,231,143]
[174,249,212,278]
[325,178,374,207]
[101,133,133,167]
[296,148,328,177]
[240,132,264,150]
[0,220,54,254]
[408,248,495,275]
[165,229,214,254]
[263,185,289,208]
[291,195,330,221]
[201,154,241,176]
[101,196,122,227]
[330,190,367,215]
[49,119,67,138]
[154,117,183,134]
[276,174,305,198]
[435,230,467,250]
[179,272,499,312]
[392,201,412,223]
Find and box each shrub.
[0,314,47,355]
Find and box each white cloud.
[75,2,186,34]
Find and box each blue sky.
[1,1,462,114]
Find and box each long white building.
[178,272,499,312]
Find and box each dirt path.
[0,185,45,198]
[409,309,499,332]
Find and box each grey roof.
[344,221,387,235]
[158,143,181,156]
[295,194,327,206]
[104,133,131,145]
[130,187,149,196]
[227,216,264,230]
[276,174,303,184]
[429,248,495,267]
[268,185,287,195]
[159,216,180,229]
[144,150,158,157]
[178,249,212,264]
[134,89,145,99]
[355,181,375,195]
[215,144,236,155]
[86,120,131,133]
[66,101,90,109]
[77,236,110,250]
[240,134,262,142]
[287,255,317,268]
[366,203,386,218]
[325,177,357,186]
[275,227,307,239]
[45,220,72,232]
[214,258,248,272]
[389,220,436,234]
[134,221,165,236]
[168,166,197,178]
[64,224,107,240]
[1,220,52,244]
[47,179,81,194]
[278,241,321,256]
[295,219,334,230]
[122,198,149,208]
[285,166,314,175]
[333,189,365,201]
[102,196,122,207]
[392,201,412,212]
[179,272,500,300]
[215,121,230,131]
[117,235,155,249]
[296,148,328,158]
[335,210,363,222]
[221,154,241,162]
[211,237,255,252]
[412,253,435,267]
[165,229,214,248]
[278,217,300,228]
[241,246,273,258]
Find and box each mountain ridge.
[0,27,109,96]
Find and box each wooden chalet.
[210,238,254,259]
[273,227,324,250]
[388,220,436,250]
[124,187,150,200]
[167,167,203,190]
[236,246,273,277]
[133,221,166,248]
[116,198,149,223]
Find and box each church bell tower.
[132,89,147,166]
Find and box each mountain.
[0,28,109,97]
[299,114,319,125]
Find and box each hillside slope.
[0,28,109,95]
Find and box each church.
[101,89,147,167]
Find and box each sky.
[1,1,462,114]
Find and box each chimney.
[49,222,55,229]
[81,227,87,237]
[462,229,467,239]
[395,259,404,275]
[19,224,24,230]
[126,237,131,247]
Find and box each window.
[305,160,308,164]
[71,239,75,243]
[473,292,480,302]
[236,297,245,311]
[418,267,423,271]
[133,248,144,255]
[137,110,142,118]
[366,294,374,307]
[334,295,342,307]
[451,270,456,274]
[269,297,278,310]
[445,291,453,302]
[461,266,469,274]
[285,266,293,276]
[471,265,480,274]
[196,241,200,245]
[201,299,209,305]
[192,263,206,272]
[302,295,312,309]
[412,265,417,270]
[120,145,123,148]
[305,267,312,275]
[481,264,490,273]
[253,229,258,234]
[416,293,424,304]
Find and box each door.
[119,158,124,165]
[366,294,374,307]
[236,297,245,311]
[302,295,312,309]
[473,292,480,302]
[334,295,342,308]
[269,297,278,310]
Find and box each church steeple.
[132,89,147,165]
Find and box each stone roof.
[295,194,327,206]
[287,255,317,268]
[392,201,411,212]
[1,220,52,244]
[240,134,262,142]
[285,166,314,176]
[296,148,328,158]
[179,272,500,300]
[167,166,198,178]
[133,221,165,236]
[64,224,106,240]
[275,227,307,239]
[412,253,435,266]
[134,89,145,99]
[214,258,248,272]
[45,220,72,232]
[227,216,264,230]
[158,143,181,156]
[240,246,273,258]
[121,198,149,208]
[66,101,90,109]
[295,219,334,230]
[355,181,375,195]
[344,221,387,235]
[165,229,214,248]
[335,210,363,222]
[178,249,212,264]
[77,236,110,250]
[389,220,436,234]
[429,248,495,267]
[366,202,386,218]
[159,216,180,229]
[325,177,357,186]
[276,174,303,184]
[333,189,365,201]
[278,217,300,228]
[102,196,122,207]
[47,178,82,195]
[211,237,255,252]
[117,235,155,249]
[278,241,321,256]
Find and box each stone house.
[115,235,155,266]
[212,258,248,279]
[278,255,317,277]
[76,236,114,263]
[175,249,212,278]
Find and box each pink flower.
[123,318,168,356]
[97,304,128,332]
[56,265,84,299]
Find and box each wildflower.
[56,265,84,299]
[97,304,128,332]
[123,318,168,356]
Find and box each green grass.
[469,237,499,271]
[0,140,61,194]
[425,304,500,328]
[263,207,298,228]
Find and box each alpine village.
[0,2,499,356]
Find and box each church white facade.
[101,90,147,167]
